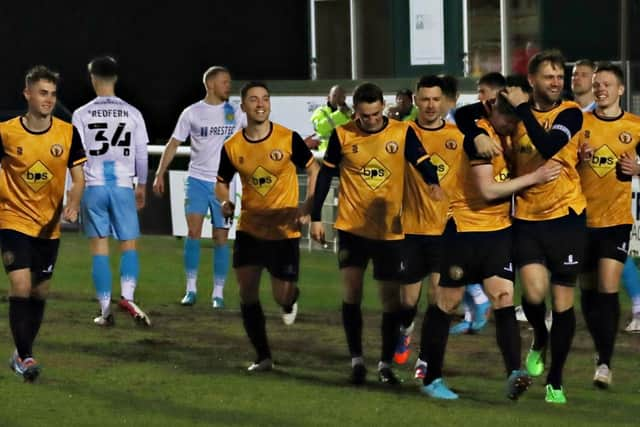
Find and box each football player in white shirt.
[72,56,150,326]
[153,66,244,308]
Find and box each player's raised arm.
[505,86,583,159]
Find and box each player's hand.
[152,173,165,196]
[304,135,321,150]
[533,160,563,184]
[503,86,529,108]
[135,184,146,210]
[310,221,326,245]
[428,184,445,201]
[62,204,79,223]
[579,142,594,162]
[295,199,313,226]
[618,151,640,176]
[474,133,502,158]
[221,200,235,219]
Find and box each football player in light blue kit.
[153,66,244,308]
[73,56,151,326]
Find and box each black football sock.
[597,292,620,367]
[494,306,521,375]
[9,297,32,359]
[422,304,451,386]
[27,297,46,347]
[240,302,271,362]
[381,311,401,364]
[342,302,363,358]
[521,297,548,350]
[546,307,576,389]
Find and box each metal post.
[620,0,631,111]
[499,0,511,75]
[462,0,469,77]
[309,0,318,80]
[349,0,359,79]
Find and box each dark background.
[0,1,309,234]
[0,1,310,141]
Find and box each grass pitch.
[0,233,639,426]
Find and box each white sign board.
[409,0,445,65]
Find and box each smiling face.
[593,70,624,110]
[241,86,270,124]
[529,61,564,105]
[24,79,57,118]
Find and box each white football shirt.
[172,100,245,182]
[73,96,149,187]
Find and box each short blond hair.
[202,66,230,85]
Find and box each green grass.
[1,233,639,426]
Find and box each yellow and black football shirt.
[0,116,86,239]
[511,101,586,220]
[404,119,463,235]
[453,118,512,232]
[323,117,438,241]
[217,122,313,240]
[578,110,640,228]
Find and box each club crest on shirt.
[385,141,399,154]
[50,144,64,157]
[618,131,633,144]
[269,149,284,161]
[445,140,457,150]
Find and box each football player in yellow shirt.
[0,66,86,381]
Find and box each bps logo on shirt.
[589,145,617,178]
[21,160,53,192]
[360,158,390,190]
[250,166,277,196]
[21,161,54,192]
[429,154,450,181]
